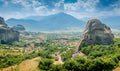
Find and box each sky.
[0,0,120,20]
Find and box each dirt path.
[0,57,41,71]
[113,67,120,71]
[79,51,87,59]
[0,65,17,71]
[113,61,120,71]
[19,57,41,71]
[53,54,63,65]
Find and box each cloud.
[0,0,63,19]
[11,0,41,8]
[64,0,100,19]
[0,0,120,20]
[64,0,99,12]
[64,0,120,20]
[54,0,64,9]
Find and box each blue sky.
[0,0,120,20]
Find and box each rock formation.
[0,17,19,44]
[76,18,114,52]
[12,25,29,36]
[12,25,25,32]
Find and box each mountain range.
[6,12,85,32]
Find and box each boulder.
[0,17,7,26]
[76,18,114,52]
[0,17,19,44]
[12,25,29,36]
[12,25,25,32]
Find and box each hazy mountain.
[6,12,85,32]
[25,16,47,21]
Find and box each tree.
[38,58,53,70]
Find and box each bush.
[63,59,80,71]
[50,65,64,71]
[38,58,53,70]
[61,49,73,61]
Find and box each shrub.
[63,59,80,71]
[38,58,53,70]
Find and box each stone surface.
[76,18,114,52]
[12,25,25,31]
[0,17,19,44]
[0,17,7,26]
[12,25,29,36]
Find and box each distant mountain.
[6,12,85,32]
[25,16,47,21]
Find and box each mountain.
[25,16,47,21]
[6,12,85,32]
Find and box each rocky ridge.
[0,17,19,44]
[12,25,25,32]
[12,25,29,36]
[73,19,114,57]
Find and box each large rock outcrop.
[0,17,19,44]
[12,25,29,36]
[76,18,114,52]
[12,25,25,32]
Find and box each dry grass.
[0,57,41,71]
[113,67,120,71]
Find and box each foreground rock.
[0,17,19,44]
[78,19,114,50]
[73,19,114,57]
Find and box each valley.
[0,32,81,71]
[0,0,120,71]
[0,31,120,71]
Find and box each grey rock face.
[0,17,19,44]
[12,25,25,31]
[77,19,114,52]
[0,17,7,26]
[12,25,29,36]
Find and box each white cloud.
[64,0,99,12]
[64,0,120,20]
[64,0,100,19]
[1,0,120,20]
[11,0,42,10]
[55,0,63,8]
[1,0,61,20]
